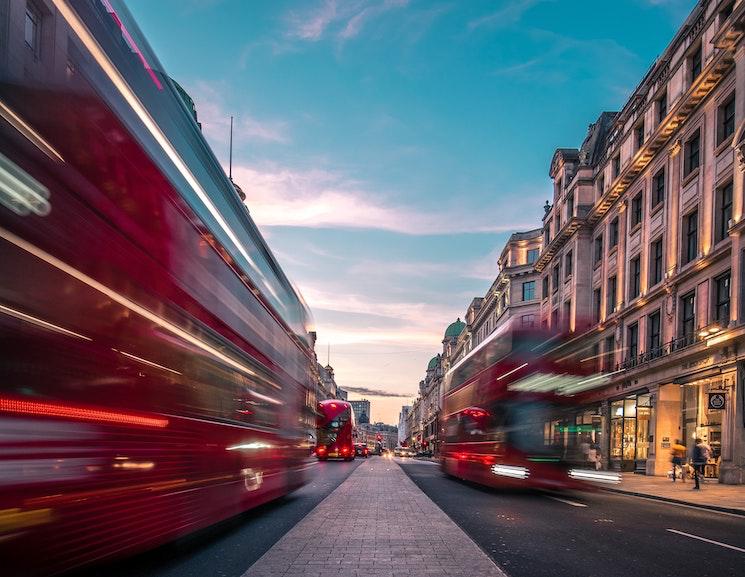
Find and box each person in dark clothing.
[692,438,710,490]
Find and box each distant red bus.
[316,400,356,461]
[440,323,618,490]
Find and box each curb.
[603,487,745,517]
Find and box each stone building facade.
[534,0,745,483]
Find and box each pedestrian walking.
[692,438,710,490]
[670,440,686,482]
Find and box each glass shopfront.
[610,393,651,472]
[681,377,726,478]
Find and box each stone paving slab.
[242,457,507,577]
[609,472,745,514]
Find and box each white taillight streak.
[491,464,530,479]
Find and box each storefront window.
[610,393,650,470]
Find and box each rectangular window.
[718,93,736,145]
[652,168,665,208]
[25,3,41,56]
[527,248,539,265]
[716,181,733,243]
[564,300,571,329]
[628,323,639,359]
[648,310,661,356]
[554,215,561,235]
[593,288,602,323]
[650,238,663,286]
[690,44,702,82]
[609,217,619,248]
[681,291,696,341]
[566,192,574,220]
[521,314,536,328]
[715,272,731,325]
[604,335,615,371]
[544,226,550,246]
[552,265,559,292]
[565,251,573,279]
[631,192,643,228]
[613,154,621,178]
[684,130,700,177]
[594,234,603,265]
[542,276,549,299]
[598,174,605,197]
[522,280,536,301]
[607,275,617,314]
[629,256,641,299]
[657,91,668,125]
[635,123,645,150]
[551,308,559,328]
[683,209,698,264]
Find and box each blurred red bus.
[0,2,315,575]
[316,400,356,461]
[440,322,618,490]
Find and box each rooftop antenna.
[327,343,330,366]
[229,115,233,180]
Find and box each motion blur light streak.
[0,225,258,377]
[496,362,528,380]
[50,0,271,293]
[568,469,622,484]
[491,464,530,479]
[0,303,91,341]
[226,442,274,451]
[0,397,169,428]
[0,99,64,162]
[0,153,51,217]
[112,461,156,470]
[112,348,182,375]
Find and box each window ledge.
[715,135,734,156]
[650,201,664,217]
[682,167,700,187]
[629,222,642,236]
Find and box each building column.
[730,43,745,325]
[650,383,682,477]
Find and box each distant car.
[354,444,369,458]
[399,447,415,457]
[393,447,402,457]
[416,450,433,458]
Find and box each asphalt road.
[72,458,362,577]
[398,459,745,577]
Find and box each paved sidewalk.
[609,472,745,514]
[242,457,507,577]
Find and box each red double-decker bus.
[440,322,618,490]
[316,400,356,461]
[0,2,315,575]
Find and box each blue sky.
[128,0,695,424]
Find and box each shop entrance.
[681,379,725,478]
[610,393,651,472]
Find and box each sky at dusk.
[128,0,695,424]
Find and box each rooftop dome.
[444,318,465,339]
[427,355,440,371]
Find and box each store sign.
[708,392,726,410]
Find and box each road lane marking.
[547,496,588,507]
[666,529,745,553]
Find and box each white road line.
[547,495,588,507]
[666,529,745,553]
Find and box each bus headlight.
[569,469,621,484]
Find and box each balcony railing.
[617,333,700,371]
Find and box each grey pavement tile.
[242,459,507,577]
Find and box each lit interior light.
[491,464,529,479]
[112,348,181,375]
[113,460,155,470]
[0,152,51,217]
[0,99,64,162]
[0,226,257,378]
[0,396,169,428]
[0,303,91,341]
[569,469,621,484]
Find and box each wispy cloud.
[231,163,541,235]
[468,0,552,30]
[285,0,409,43]
[343,386,412,398]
